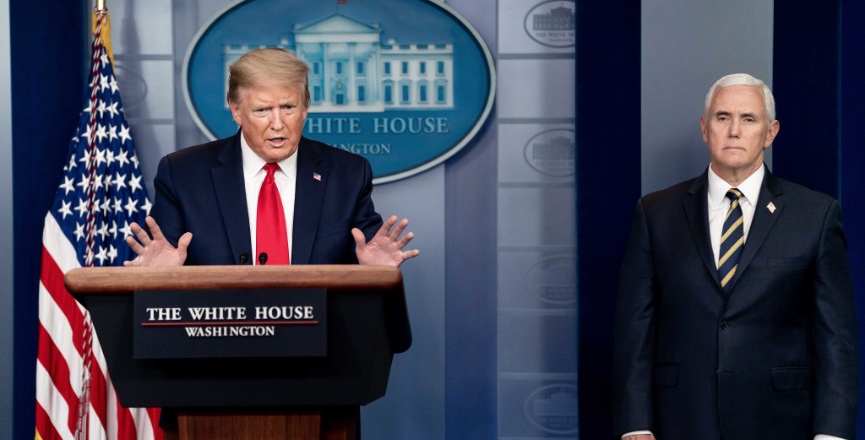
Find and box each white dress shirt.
[707,164,763,266]
[240,134,297,262]
[622,165,844,440]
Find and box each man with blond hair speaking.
[126,48,418,269]
[613,73,857,440]
[124,48,418,437]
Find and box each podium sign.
[133,288,327,359]
[65,265,411,410]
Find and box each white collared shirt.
[240,134,297,262]
[707,164,764,268]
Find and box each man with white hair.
[613,73,857,440]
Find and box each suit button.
[720,321,729,330]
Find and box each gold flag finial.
[91,0,114,66]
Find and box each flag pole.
[76,3,108,437]
[92,0,114,66]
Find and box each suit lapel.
[291,138,325,264]
[725,169,784,292]
[682,171,721,286]
[211,133,252,262]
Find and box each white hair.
[704,73,776,122]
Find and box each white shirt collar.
[707,164,764,208]
[239,131,298,178]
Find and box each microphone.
[238,252,249,265]
[258,252,268,266]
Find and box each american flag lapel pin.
[313,172,321,181]
[767,201,776,213]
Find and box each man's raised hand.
[352,215,419,267]
[123,216,192,267]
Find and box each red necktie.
[256,163,289,265]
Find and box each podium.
[65,265,412,440]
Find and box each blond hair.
[227,48,310,107]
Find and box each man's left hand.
[353,215,419,267]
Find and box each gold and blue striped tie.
[718,188,744,293]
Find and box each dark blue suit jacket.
[613,167,858,440]
[149,132,383,265]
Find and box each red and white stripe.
[35,213,162,440]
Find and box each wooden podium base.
[177,407,358,440]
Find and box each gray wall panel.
[498,124,575,183]
[498,59,575,120]
[362,166,446,439]
[641,0,774,194]
[0,0,13,436]
[498,187,575,248]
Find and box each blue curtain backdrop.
[9,1,87,438]
[576,1,640,438]
[773,1,865,435]
[840,1,865,432]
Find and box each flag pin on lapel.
[767,201,776,213]
[313,172,321,181]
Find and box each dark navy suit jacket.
[149,132,383,265]
[151,133,378,433]
[613,167,858,440]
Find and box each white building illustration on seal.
[223,13,455,113]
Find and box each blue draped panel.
[9,1,86,438]
[576,1,641,437]
[772,0,839,198]
[839,0,865,437]
[775,0,865,435]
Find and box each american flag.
[35,8,162,440]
